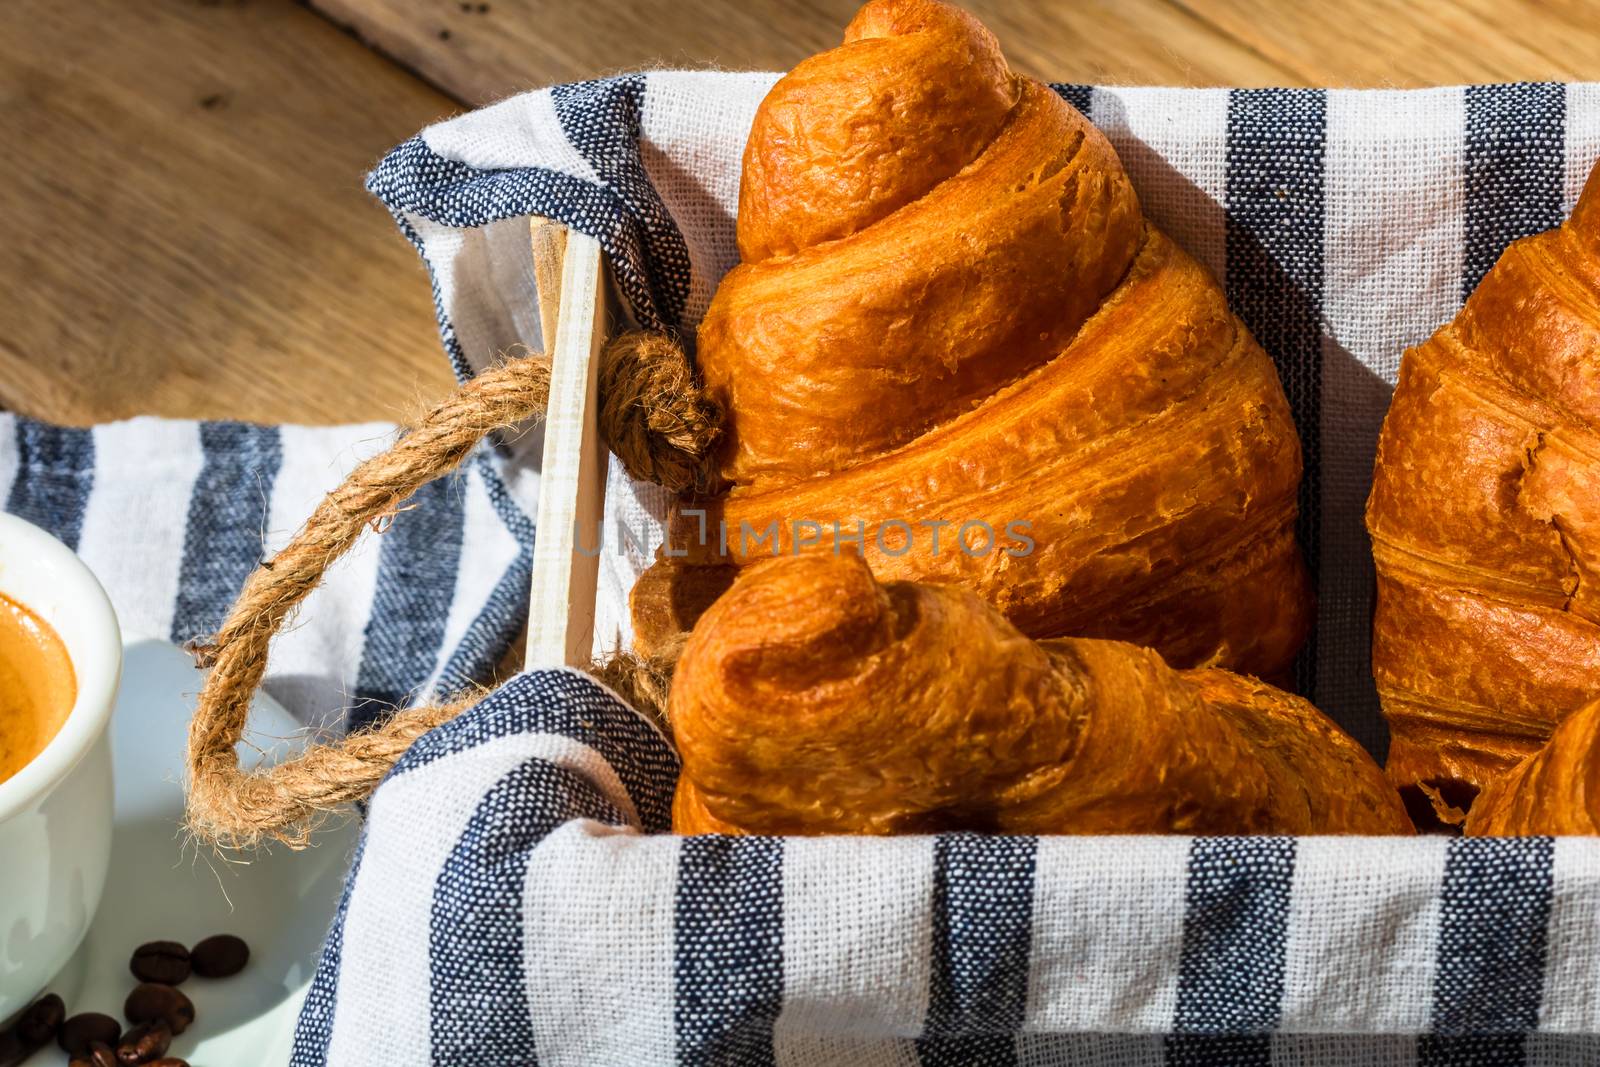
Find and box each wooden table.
[4,0,1596,426]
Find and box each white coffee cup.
[0,512,119,1019]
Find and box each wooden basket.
[524,220,614,671]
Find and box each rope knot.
[598,331,724,496]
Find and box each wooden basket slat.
[525,224,608,668]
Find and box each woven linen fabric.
[291,671,1600,1067]
[0,416,535,727]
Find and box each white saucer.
[23,638,356,1065]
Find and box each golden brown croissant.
[1466,697,1600,836]
[669,553,1409,836]
[1367,159,1600,812]
[635,0,1312,680]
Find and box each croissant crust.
[1466,696,1600,836]
[638,0,1312,679]
[670,554,1409,837]
[1368,159,1600,807]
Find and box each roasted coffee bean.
[16,992,64,1044]
[115,1019,172,1065]
[144,1059,189,1067]
[123,983,194,1035]
[130,940,191,985]
[68,1040,118,1067]
[59,1012,123,1055]
[0,1026,38,1067]
[190,932,249,978]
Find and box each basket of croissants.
[627,1,1599,840]
[184,0,1600,1055]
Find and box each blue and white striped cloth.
[0,418,533,729]
[8,74,1600,1064]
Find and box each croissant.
[633,0,1312,680]
[1367,159,1600,813]
[1466,697,1600,836]
[669,553,1409,836]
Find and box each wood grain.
[8,0,1597,429]
[312,0,1289,103]
[526,228,608,668]
[314,0,1600,106]
[0,0,459,426]
[1175,0,1600,87]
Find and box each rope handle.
[185,358,554,849]
[184,335,720,850]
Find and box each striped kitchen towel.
[323,76,1600,1063]
[8,74,1600,1064]
[0,416,535,726]
[292,670,1600,1066]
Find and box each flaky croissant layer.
[1467,697,1600,836]
[637,0,1312,681]
[1368,158,1600,811]
[669,553,1410,837]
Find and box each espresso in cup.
[0,590,77,785]
[0,512,119,1020]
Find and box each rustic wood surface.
[0,0,457,426]
[316,0,1600,103]
[5,0,1597,426]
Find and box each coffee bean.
[115,1019,171,1065]
[144,1059,189,1067]
[190,932,249,977]
[70,1039,118,1067]
[59,1012,122,1055]
[16,992,64,1044]
[123,983,194,1035]
[130,940,191,985]
[0,1026,40,1067]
